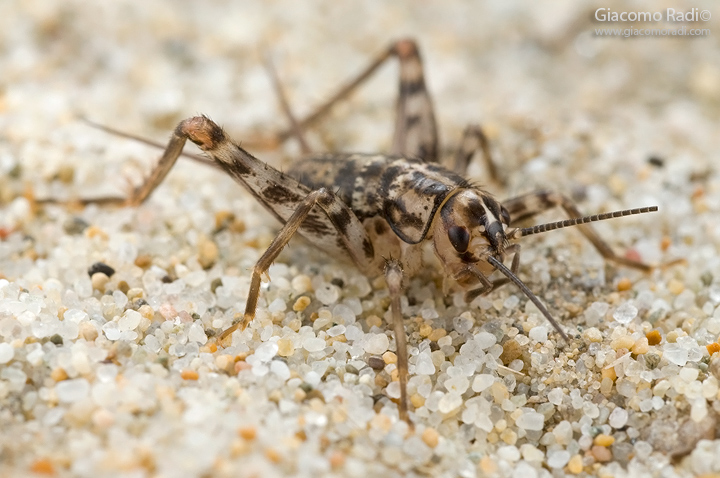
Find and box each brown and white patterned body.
[76,39,660,424]
[288,153,511,291]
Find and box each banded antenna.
[495,205,658,341]
[510,206,658,239]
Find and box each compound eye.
[448,226,470,253]
[500,206,511,226]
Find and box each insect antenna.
[485,255,569,341]
[79,116,220,169]
[514,206,658,238]
[262,53,312,154]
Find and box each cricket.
[73,39,661,423]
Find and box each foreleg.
[384,259,410,424]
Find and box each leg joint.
[393,38,419,59]
[177,116,225,150]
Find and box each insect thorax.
[289,153,470,242]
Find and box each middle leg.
[216,185,375,341]
[452,124,501,184]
